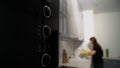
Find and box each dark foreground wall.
[0,0,59,68]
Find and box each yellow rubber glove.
[81,50,90,55]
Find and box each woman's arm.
[89,50,96,56]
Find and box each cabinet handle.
[43,5,52,18]
[41,53,51,67]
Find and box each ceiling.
[78,0,120,13]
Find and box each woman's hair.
[90,37,102,49]
[90,37,99,46]
[90,37,103,56]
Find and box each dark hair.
[90,37,99,46]
[90,37,103,56]
[90,37,103,57]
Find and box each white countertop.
[61,59,91,68]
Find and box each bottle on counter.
[62,49,68,64]
[105,48,109,58]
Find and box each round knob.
[41,53,51,67]
[42,25,51,37]
[43,5,52,18]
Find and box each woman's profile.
[88,37,104,68]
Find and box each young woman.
[89,37,104,68]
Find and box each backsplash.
[59,36,83,66]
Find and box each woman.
[89,37,104,68]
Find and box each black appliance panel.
[41,0,59,68]
[0,0,59,68]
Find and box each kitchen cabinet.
[59,0,68,36]
[59,0,84,41]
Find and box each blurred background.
[59,0,120,68]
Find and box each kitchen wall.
[94,11,120,58]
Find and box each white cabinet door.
[67,0,84,40]
[59,0,84,41]
[59,0,68,36]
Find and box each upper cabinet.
[59,0,68,36]
[59,0,84,41]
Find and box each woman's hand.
[89,50,96,56]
